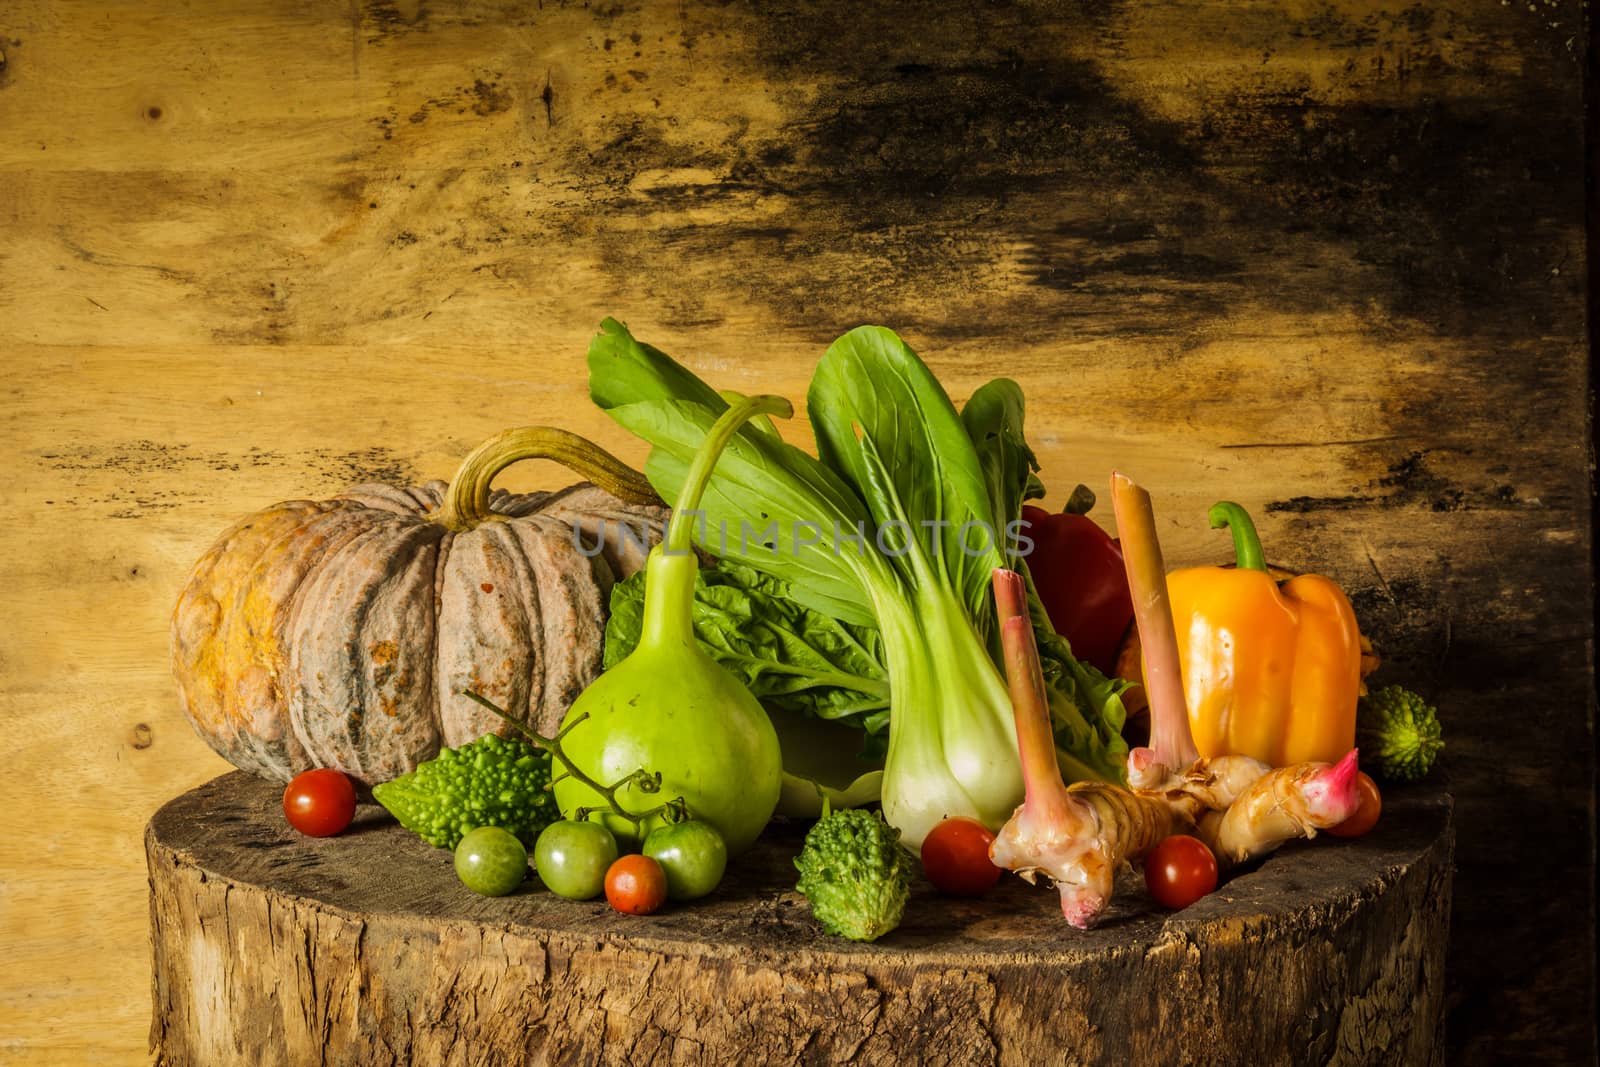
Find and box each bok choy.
[589,318,1127,848]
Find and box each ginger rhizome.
[988,474,1365,927]
[989,568,1184,927]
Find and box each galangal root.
[986,473,1362,928]
[1196,750,1361,868]
[987,569,1187,927]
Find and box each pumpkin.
[171,428,667,786]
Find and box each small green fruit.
[454,826,528,897]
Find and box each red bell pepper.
[1020,485,1133,676]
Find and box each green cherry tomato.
[534,820,619,900]
[454,826,528,897]
[642,820,728,901]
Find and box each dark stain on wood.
[468,77,510,116]
[1230,88,1583,333]
[57,230,192,285]
[28,442,419,516]
[307,447,418,490]
[1267,451,1530,514]
[363,0,432,43]
[530,0,1584,353]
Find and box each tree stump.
[148,773,1452,1066]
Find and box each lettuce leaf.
[605,559,890,741]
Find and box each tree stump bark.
[148,773,1452,1066]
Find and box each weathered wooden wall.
[0,0,1591,1063]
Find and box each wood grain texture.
[147,773,1453,1067]
[0,0,1590,1063]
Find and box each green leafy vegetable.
[372,733,558,849]
[958,377,1046,570]
[1357,684,1443,782]
[604,559,890,733]
[591,321,887,626]
[589,319,1128,849]
[808,326,1005,626]
[959,377,1130,783]
[794,805,912,942]
[591,323,1018,846]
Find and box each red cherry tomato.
[1144,835,1218,910]
[921,817,1003,896]
[605,854,668,915]
[1326,773,1382,838]
[282,768,356,837]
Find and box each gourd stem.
[434,427,660,532]
[642,395,794,649]
[664,394,794,554]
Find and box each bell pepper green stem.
[664,394,794,555]
[1208,500,1267,573]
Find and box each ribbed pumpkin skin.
[172,481,664,785]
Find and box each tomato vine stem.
[461,690,690,832]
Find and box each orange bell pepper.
[1164,502,1361,767]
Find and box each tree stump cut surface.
[148,773,1453,1066]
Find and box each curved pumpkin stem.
[433,427,661,532]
